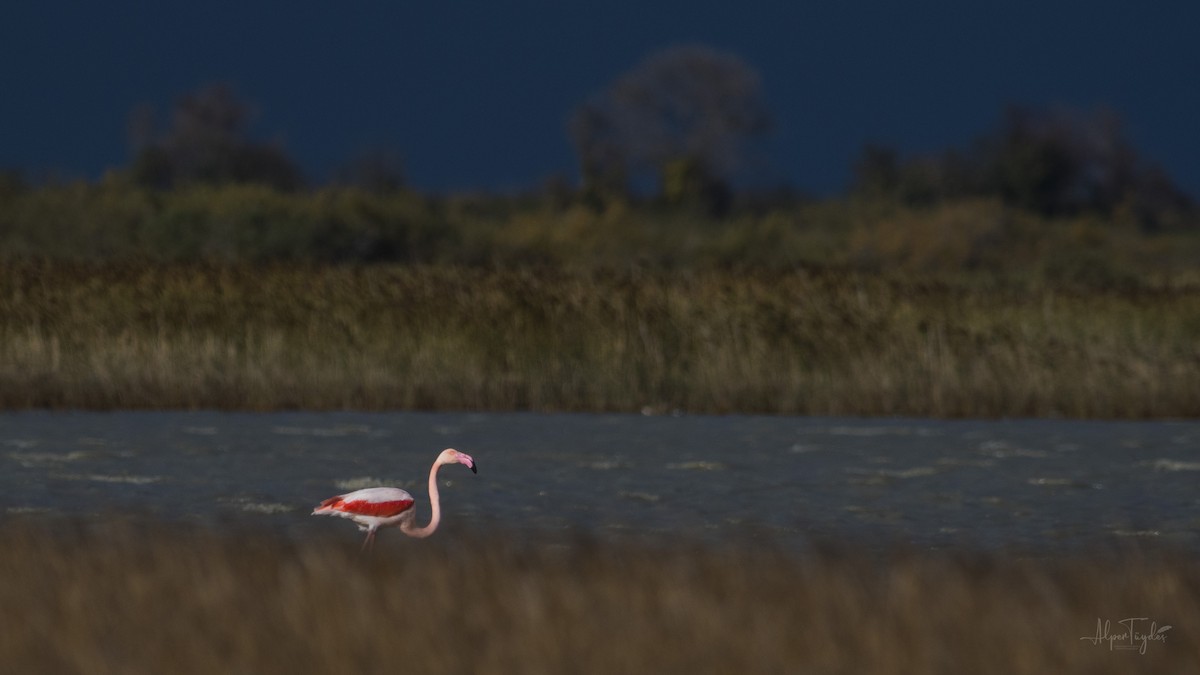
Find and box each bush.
[1,179,1197,283]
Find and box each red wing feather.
[335,498,414,517]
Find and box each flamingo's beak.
[459,453,477,474]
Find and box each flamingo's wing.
[313,486,415,517]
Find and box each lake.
[3,411,1198,552]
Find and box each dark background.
[2,1,1196,197]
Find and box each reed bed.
[1,262,1198,417]
[0,520,1195,674]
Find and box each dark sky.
[3,1,1197,197]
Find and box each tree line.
[0,45,1196,274]
[10,46,1187,224]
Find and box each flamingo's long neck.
[402,458,444,539]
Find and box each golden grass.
[1,262,1198,417]
[0,521,1196,674]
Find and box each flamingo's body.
[313,448,476,549]
[314,486,416,532]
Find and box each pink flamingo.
[312,448,477,549]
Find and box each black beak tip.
[471,464,478,474]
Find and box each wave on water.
[666,461,727,471]
[846,466,939,485]
[55,473,162,485]
[978,441,1047,458]
[1112,529,1162,538]
[935,457,996,468]
[619,491,661,503]
[1027,477,1103,489]
[586,459,631,470]
[220,496,293,514]
[271,425,377,438]
[822,426,940,437]
[5,506,56,515]
[183,427,219,436]
[9,451,90,467]
[332,477,415,491]
[1148,459,1200,472]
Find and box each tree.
[976,106,1193,226]
[849,105,1194,229]
[569,46,772,214]
[129,84,304,191]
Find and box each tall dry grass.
[1,262,1198,416]
[0,520,1195,674]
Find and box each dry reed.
[1,262,1198,417]
[0,520,1195,674]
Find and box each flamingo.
[312,448,477,549]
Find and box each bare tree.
[570,46,772,213]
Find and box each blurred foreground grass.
[1,261,1198,417]
[0,520,1195,674]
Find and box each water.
[3,411,1198,552]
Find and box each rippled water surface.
[3,411,1198,552]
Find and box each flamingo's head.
[440,448,477,474]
